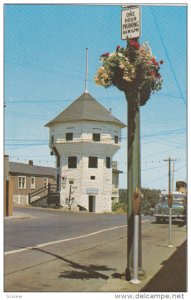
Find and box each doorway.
[88,195,96,212]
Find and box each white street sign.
[121,6,141,40]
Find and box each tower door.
[89,195,95,212]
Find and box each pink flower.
[116,45,120,50]
[148,70,156,77]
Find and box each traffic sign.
[121,6,141,40]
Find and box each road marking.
[5,219,150,256]
[5,224,127,256]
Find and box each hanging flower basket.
[94,40,163,106]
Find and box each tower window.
[66,132,73,141]
[90,176,96,180]
[93,133,100,141]
[114,135,119,144]
[106,157,111,168]
[68,156,77,168]
[88,157,98,168]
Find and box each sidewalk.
[4,211,31,220]
[101,222,187,292]
[4,218,187,292]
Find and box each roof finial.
[85,48,88,93]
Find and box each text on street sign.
[121,6,141,40]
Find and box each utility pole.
[172,161,175,191]
[163,157,176,247]
[163,158,176,193]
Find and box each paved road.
[4,208,186,292]
[4,207,154,253]
[4,207,126,252]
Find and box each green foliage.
[112,189,127,213]
[141,188,161,215]
[112,188,160,214]
[141,188,160,209]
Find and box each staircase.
[47,191,60,208]
[29,184,61,208]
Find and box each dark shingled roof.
[45,92,126,128]
[9,162,56,177]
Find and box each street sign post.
[121,6,141,40]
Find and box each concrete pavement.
[4,209,32,220]
[4,211,187,292]
[101,222,187,292]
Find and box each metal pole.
[168,157,171,193]
[85,48,88,93]
[137,91,143,274]
[168,158,173,247]
[163,157,176,247]
[130,214,141,284]
[126,95,135,281]
[126,89,143,280]
[168,207,173,247]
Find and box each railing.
[29,183,60,204]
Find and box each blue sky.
[4,3,187,190]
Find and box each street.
[5,207,129,252]
[5,207,154,253]
[4,207,186,292]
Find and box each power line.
[143,172,167,187]
[5,91,185,104]
[150,7,186,106]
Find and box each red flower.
[129,40,140,50]
[116,45,120,50]
[156,73,161,79]
[153,61,159,66]
[151,57,156,63]
[159,60,164,64]
[101,52,110,57]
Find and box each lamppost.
[126,85,142,281]
[94,5,163,282]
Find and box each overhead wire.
[150,7,186,106]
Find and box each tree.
[114,188,160,214]
[141,188,160,215]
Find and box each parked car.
[154,192,187,223]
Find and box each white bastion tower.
[45,91,125,213]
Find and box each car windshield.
[160,194,186,205]
[173,195,186,204]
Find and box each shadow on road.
[141,240,187,292]
[32,247,116,281]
